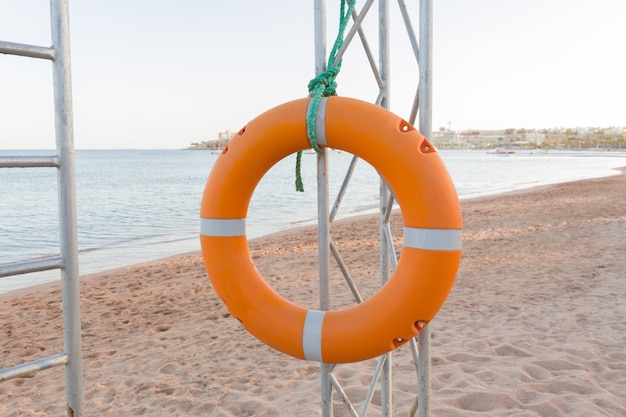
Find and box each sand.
[1,169,625,416]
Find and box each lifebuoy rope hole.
[200,96,462,364]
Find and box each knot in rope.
[307,66,340,98]
[296,0,356,192]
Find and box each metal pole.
[50,0,84,415]
[378,0,391,111]
[314,1,334,416]
[417,1,433,416]
[378,0,392,415]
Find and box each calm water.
[1,148,625,293]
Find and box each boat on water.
[488,148,516,156]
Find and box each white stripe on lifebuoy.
[302,310,326,362]
[403,227,462,251]
[200,218,246,237]
[307,97,328,146]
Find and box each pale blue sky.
[1,1,625,149]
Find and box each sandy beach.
[1,169,625,416]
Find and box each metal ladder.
[0,1,84,415]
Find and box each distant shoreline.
[184,143,626,152]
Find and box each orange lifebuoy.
[200,97,462,364]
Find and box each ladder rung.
[0,256,63,278]
[0,155,60,168]
[0,40,55,60]
[0,353,68,382]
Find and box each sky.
[1,0,625,149]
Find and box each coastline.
[1,169,625,415]
[2,150,625,296]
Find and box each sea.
[1,148,625,294]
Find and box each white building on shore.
[217,130,237,141]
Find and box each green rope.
[295,0,356,192]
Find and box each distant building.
[431,128,546,148]
[217,130,237,141]
[431,130,459,145]
[525,131,544,145]
[575,128,592,136]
